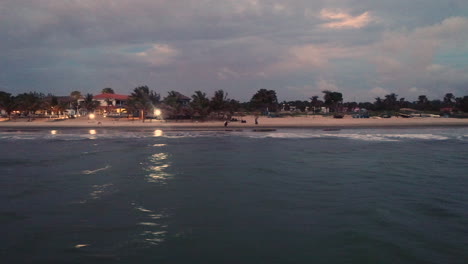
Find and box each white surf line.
[82,165,111,175]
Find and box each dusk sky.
[1,0,467,102]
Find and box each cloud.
[1,1,468,102]
[319,9,373,29]
[369,87,388,98]
[217,67,241,80]
[135,44,178,66]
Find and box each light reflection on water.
[146,152,172,184]
[134,205,168,246]
[153,129,163,137]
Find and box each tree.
[190,91,210,119]
[128,86,160,121]
[210,90,229,113]
[15,92,44,115]
[457,96,468,112]
[82,93,100,113]
[101,87,115,94]
[416,95,429,110]
[383,93,398,111]
[322,90,343,112]
[70,91,82,100]
[0,91,17,120]
[250,89,279,112]
[443,93,455,107]
[70,91,82,114]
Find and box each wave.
[0,128,464,142]
[82,165,111,175]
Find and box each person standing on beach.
[255,116,259,125]
[224,121,228,127]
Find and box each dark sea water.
[1,127,467,264]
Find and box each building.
[77,93,129,115]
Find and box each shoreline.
[1,115,468,130]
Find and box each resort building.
[77,93,129,115]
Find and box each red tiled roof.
[93,93,129,100]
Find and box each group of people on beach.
[224,116,259,127]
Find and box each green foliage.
[190,91,210,118]
[15,92,45,114]
[250,89,278,112]
[0,91,17,118]
[322,90,342,112]
[82,93,100,112]
[210,90,229,112]
[101,87,115,94]
[129,86,160,120]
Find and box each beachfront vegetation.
[1,87,468,120]
[250,89,279,112]
[101,87,115,94]
[128,86,160,121]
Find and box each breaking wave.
[0,128,465,142]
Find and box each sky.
[1,0,467,102]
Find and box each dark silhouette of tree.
[250,89,278,112]
[210,90,229,112]
[82,94,100,113]
[101,88,115,94]
[15,92,44,115]
[383,93,398,111]
[190,91,210,119]
[70,91,82,114]
[416,95,429,110]
[443,93,455,107]
[129,86,160,121]
[322,90,343,112]
[454,96,468,112]
[0,91,17,120]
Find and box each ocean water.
[0,127,467,263]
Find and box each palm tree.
[383,93,398,111]
[190,91,210,119]
[82,94,100,114]
[70,91,82,115]
[128,86,160,122]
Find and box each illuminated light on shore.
[154,130,163,137]
[89,129,97,135]
[154,109,161,116]
[89,114,95,119]
[51,130,57,135]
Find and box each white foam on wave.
[324,133,399,142]
[82,165,111,175]
[248,132,322,139]
[381,134,449,140]
[242,132,455,142]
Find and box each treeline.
[281,92,468,113]
[1,87,468,120]
[123,86,279,120]
[0,87,280,120]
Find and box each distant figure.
[97,122,102,125]
[224,121,228,127]
[255,117,259,125]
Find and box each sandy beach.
[1,115,468,129]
